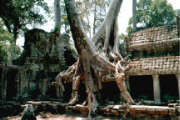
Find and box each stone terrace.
[126,25,180,52]
[126,56,180,75]
[125,24,180,103]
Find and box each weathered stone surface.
[4,101,179,119]
[126,25,180,53]
[129,105,174,118]
[1,101,179,118]
[67,105,89,116]
[0,102,23,117]
[177,16,180,37]
[19,28,77,70]
[54,55,180,83]
[126,56,180,75]
[0,28,77,101]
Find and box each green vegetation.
[0,0,49,43]
[0,21,21,64]
[0,0,50,63]
[127,0,175,33]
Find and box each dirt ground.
[2,113,121,120]
[2,112,180,120]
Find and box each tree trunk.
[54,0,66,69]
[132,0,137,32]
[54,0,61,32]
[61,0,134,116]
[93,0,97,35]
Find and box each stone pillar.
[177,16,180,37]
[152,74,161,103]
[16,71,20,97]
[39,79,48,96]
[3,77,7,101]
[17,70,25,97]
[42,79,48,96]
[20,71,28,95]
[125,75,130,91]
[176,74,180,100]
[55,78,61,99]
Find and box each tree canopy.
[0,20,13,43]
[0,20,21,63]
[58,0,135,117]
[0,0,49,43]
[58,0,110,38]
[127,0,175,33]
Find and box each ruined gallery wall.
[0,29,77,101]
[126,25,180,52]
[57,56,180,83]
[126,56,180,75]
[0,64,56,101]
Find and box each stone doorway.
[6,69,18,100]
[102,81,120,103]
[159,74,178,102]
[129,75,154,101]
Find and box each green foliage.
[0,21,21,64]
[0,0,49,42]
[0,21,13,43]
[54,25,61,33]
[0,41,9,63]
[55,0,110,36]
[144,0,175,27]
[0,41,21,64]
[126,17,133,34]
[127,0,175,34]
[53,1,70,34]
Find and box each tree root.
[60,0,135,118]
[55,54,135,105]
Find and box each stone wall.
[126,56,180,75]
[0,29,77,101]
[0,65,20,101]
[177,16,180,37]
[126,25,180,53]
[125,25,180,102]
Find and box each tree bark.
[133,0,137,32]
[54,0,61,32]
[93,0,97,35]
[61,0,134,116]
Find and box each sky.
[16,0,180,47]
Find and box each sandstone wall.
[0,29,77,101]
[126,25,180,52]
[126,56,180,75]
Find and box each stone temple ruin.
[125,24,180,103]
[0,29,77,102]
[0,24,180,103]
[0,19,180,118]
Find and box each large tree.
[127,0,175,33]
[0,0,49,43]
[54,0,61,32]
[56,0,135,116]
[58,0,110,37]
